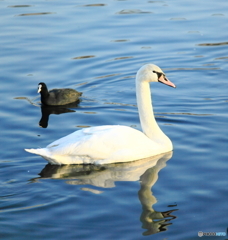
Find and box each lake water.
[1,0,228,239]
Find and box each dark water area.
[1,0,228,239]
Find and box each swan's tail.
[25,148,48,157]
[25,148,59,164]
[25,148,47,156]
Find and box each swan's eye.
[153,70,163,79]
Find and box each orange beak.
[158,75,176,88]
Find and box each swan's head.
[136,64,176,88]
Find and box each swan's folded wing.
[45,125,163,163]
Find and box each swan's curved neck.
[136,77,169,144]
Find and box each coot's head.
[38,82,48,93]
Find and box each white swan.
[25,64,176,165]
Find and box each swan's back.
[25,125,171,165]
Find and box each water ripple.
[16,12,56,16]
[198,41,228,46]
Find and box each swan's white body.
[25,64,176,165]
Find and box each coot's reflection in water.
[39,101,80,128]
[14,96,81,128]
[33,152,178,236]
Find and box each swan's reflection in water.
[39,101,80,128]
[138,153,178,235]
[35,152,178,235]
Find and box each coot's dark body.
[38,82,82,106]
